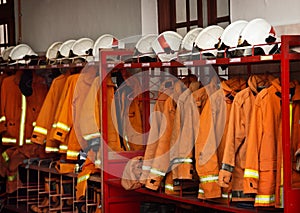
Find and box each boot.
[61,179,74,208]
[30,177,58,213]
[140,202,160,213]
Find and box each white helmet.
[56,39,76,61]
[193,25,224,58]
[45,41,63,64]
[93,34,119,61]
[181,28,203,51]
[151,31,183,62]
[179,28,203,59]
[237,18,280,56]
[217,20,248,57]
[133,34,157,58]
[0,46,15,64]
[69,38,94,62]
[9,44,38,65]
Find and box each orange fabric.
[31,71,70,152]
[244,78,281,207]
[47,74,78,154]
[146,81,200,190]
[52,66,97,160]
[145,83,182,190]
[115,74,145,151]
[76,157,100,200]
[99,76,123,152]
[121,156,143,190]
[0,71,48,147]
[220,74,274,202]
[55,161,77,174]
[291,84,300,188]
[172,81,210,180]
[140,79,175,184]
[196,77,246,199]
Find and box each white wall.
[231,0,300,26]
[141,0,158,35]
[17,0,142,53]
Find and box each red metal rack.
[99,35,300,213]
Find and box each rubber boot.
[61,179,73,208]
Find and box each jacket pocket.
[259,160,277,171]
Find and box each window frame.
[0,0,15,53]
[157,0,231,33]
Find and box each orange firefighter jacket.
[145,80,187,190]
[47,73,80,153]
[76,150,100,200]
[220,74,274,201]
[243,78,282,207]
[0,70,48,147]
[140,79,175,184]
[31,71,71,153]
[291,83,300,188]
[172,80,216,181]
[52,66,97,160]
[49,74,80,155]
[195,77,246,199]
[79,75,123,164]
[0,72,8,155]
[115,74,145,151]
[170,76,217,183]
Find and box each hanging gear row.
[121,72,300,209]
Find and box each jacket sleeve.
[174,94,198,180]
[222,96,246,170]
[79,77,101,152]
[0,78,8,133]
[52,81,74,143]
[196,90,226,199]
[145,96,176,190]
[140,95,165,184]
[243,98,262,194]
[31,78,59,145]
[47,74,75,152]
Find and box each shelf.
[0,62,89,70]
[104,52,300,70]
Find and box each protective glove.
[85,137,101,153]
[218,169,232,188]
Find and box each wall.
[16,0,142,53]
[231,0,300,35]
[141,0,158,35]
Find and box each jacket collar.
[248,74,275,95]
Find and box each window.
[0,0,15,55]
[157,0,230,35]
[0,0,7,5]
